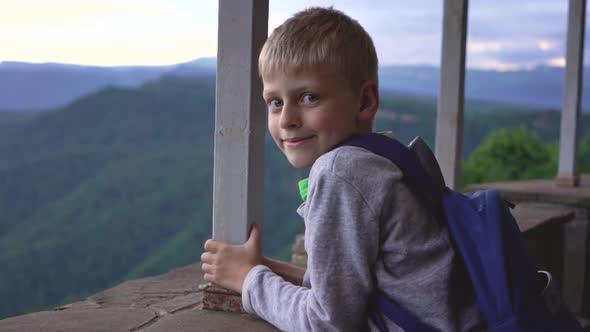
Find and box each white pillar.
[557,0,586,187]
[435,0,469,190]
[213,0,268,244]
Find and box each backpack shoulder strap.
[372,291,441,332]
[341,133,440,202]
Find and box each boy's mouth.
[283,135,315,148]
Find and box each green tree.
[462,127,556,185]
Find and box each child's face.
[263,67,364,168]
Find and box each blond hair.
[259,7,378,89]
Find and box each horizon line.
[0,58,568,72]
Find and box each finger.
[203,273,215,283]
[201,263,214,274]
[201,252,213,263]
[204,239,219,253]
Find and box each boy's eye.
[269,99,283,108]
[301,93,319,104]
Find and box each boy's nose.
[279,104,302,129]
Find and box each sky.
[0,0,584,70]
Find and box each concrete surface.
[0,264,278,332]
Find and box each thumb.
[246,223,262,247]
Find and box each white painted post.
[213,0,268,244]
[557,0,586,187]
[435,0,469,190]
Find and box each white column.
[557,0,586,187]
[435,0,469,190]
[213,0,268,244]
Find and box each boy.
[201,7,483,331]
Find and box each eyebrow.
[264,83,320,96]
[262,90,276,99]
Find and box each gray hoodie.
[242,145,484,331]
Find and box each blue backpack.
[343,133,582,332]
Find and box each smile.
[283,136,315,148]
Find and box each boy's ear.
[357,80,379,122]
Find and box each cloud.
[0,33,216,66]
[269,0,443,66]
[473,59,526,71]
[1,0,588,69]
[547,57,566,67]
[538,40,556,51]
[0,0,218,66]
[465,0,580,69]
[269,0,581,69]
[0,0,175,28]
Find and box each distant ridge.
[379,65,590,110]
[0,58,216,111]
[1,58,587,112]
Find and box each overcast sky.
[0,0,585,70]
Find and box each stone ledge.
[0,264,277,332]
[466,174,590,207]
[511,202,575,233]
[202,283,244,313]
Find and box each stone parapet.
[0,264,277,332]
[201,283,244,313]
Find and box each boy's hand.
[201,223,263,293]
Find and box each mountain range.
[1,58,588,112]
[0,58,216,111]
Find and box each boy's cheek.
[267,124,284,150]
